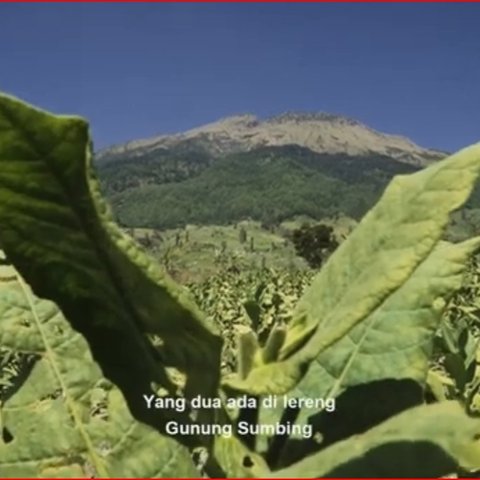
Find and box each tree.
[291,223,338,268]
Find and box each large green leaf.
[297,237,480,405]
[271,402,480,478]
[0,270,198,478]
[0,93,222,444]
[223,143,480,396]
[257,238,480,465]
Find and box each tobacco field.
[1,92,480,478]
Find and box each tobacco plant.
[428,255,480,415]
[1,92,480,477]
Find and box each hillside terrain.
[125,215,357,283]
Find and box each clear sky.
[1,3,479,152]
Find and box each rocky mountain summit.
[96,111,446,167]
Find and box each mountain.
[96,112,446,167]
[94,112,449,229]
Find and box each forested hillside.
[96,145,420,229]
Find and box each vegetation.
[118,216,356,285]
[96,145,419,229]
[1,92,480,478]
[291,223,339,268]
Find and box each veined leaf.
[257,238,480,458]
[223,143,480,395]
[0,93,222,443]
[271,402,480,478]
[296,237,480,407]
[0,271,198,478]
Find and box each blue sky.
[0,3,479,152]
